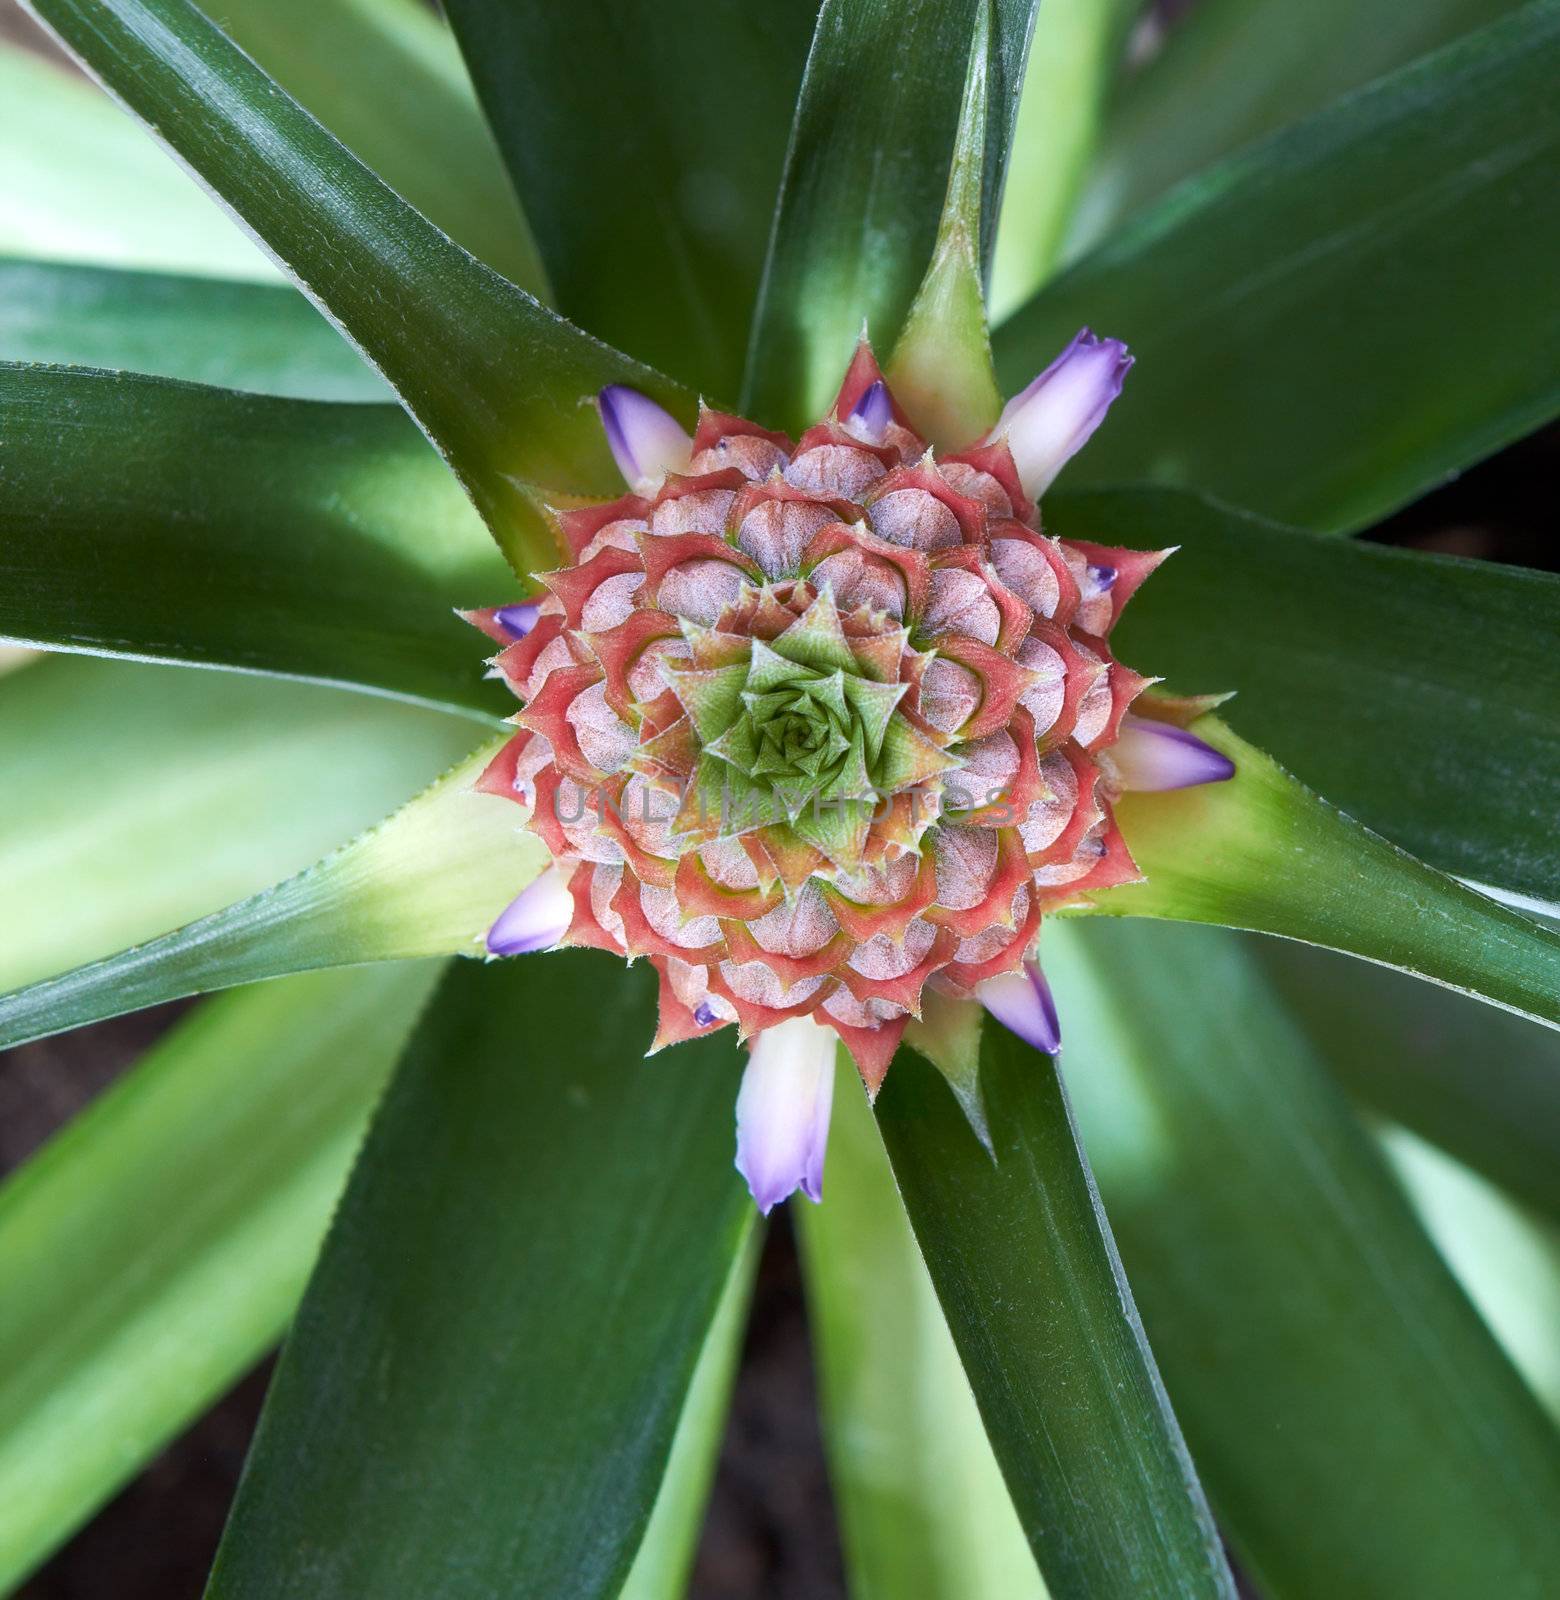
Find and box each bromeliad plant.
[1,0,1558,1597]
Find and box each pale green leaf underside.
[1048,487,1560,906]
[0,656,481,993]
[0,257,389,399]
[997,3,1560,532]
[1081,718,1560,1034]
[0,740,546,1051]
[0,43,277,280]
[1050,919,1560,1597]
[0,963,442,1592]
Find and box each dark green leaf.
[208,0,547,292]
[0,655,479,992]
[206,952,753,1600]
[0,43,274,279]
[1085,717,1560,1034]
[996,4,1560,531]
[1049,487,1560,906]
[798,1063,1044,1598]
[1049,918,1560,1597]
[0,258,388,399]
[0,365,512,714]
[746,0,1039,428]
[23,0,693,577]
[1257,941,1560,1225]
[442,0,815,395]
[619,1231,757,1600]
[0,739,546,1050]
[1069,0,1521,257]
[877,1039,1236,1599]
[0,963,440,1591]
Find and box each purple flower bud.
[735,1017,836,1214]
[693,1000,718,1028]
[844,378,893,445]
[1107,715,1236,792]
[1083,563,1118,599]
[977,960,1061,1056]
[486,868,572,956]
[992,328,1133,497]
[597,385,694,493]
[494,601,541,640]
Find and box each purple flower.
[977,960,1062,1055]
[597,385,694,493]
[494,601,541,639]
[486,868,572,956]
[1107,715,1236,792]
[735,1017,836,1213]
[991,328,1133,497]
[844,378,893,444]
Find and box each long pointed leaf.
[0,739,545,1050]
[0,963,440,1591]
[746,0,1039,427]
[0,366,513,713]
[995,3,1560,532]
[619,1232,758,1600]
[23,0,693,577]
[0,258,389,399]
[877,1038,1236,1600]
[798,1063,1045,1600]
[210,0,547,292]
[0,44,275,280]
[442,0,814,395]
[0,656,479,992]
[1068,0,1521,258]
[205,952,753,1600]
[1257,942,1560,1224]
[1082,717,1560,1033]
[1049,487,1560,905]
[1048,918,1560,1598]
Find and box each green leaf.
[990,0,1136,317]
[1256,942,1560,1225]
[995,4,1560,532]
[619,1230,758,1600]
[797,1060,1044,1599]
[876,1040,1236,1600]
[0,963,440,1592]
[1047,917,1560,1598]
[0,44,276,280]
[1049,487,1560,906]
[441,0,814,396]
[0,737,546,1050]
[1068,0,1522,258]
[1080,716,1560,1034]
[745,0,1039,428]
[209,0,547,293]
[23,0,694,577]
[886,0,1004,449]
[0,365,513,714]
[205,952,753,1600]
[0,656,481,992]
[0,258,389,398]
